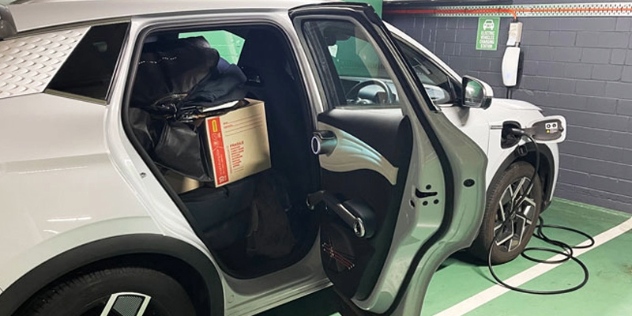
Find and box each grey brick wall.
[384,12,632,213]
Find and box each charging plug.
[510,128,527,136]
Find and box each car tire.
[469,162,542,264]
[20,267,196,316]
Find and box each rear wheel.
[21,267,196,316]
[470,162,542,264]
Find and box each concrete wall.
[384,10,632,213]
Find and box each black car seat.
[129,36,255,250]
[238,29,315,215]
[179,177,257,250]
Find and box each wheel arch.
[0,234,224,316]
[490,143,555,210]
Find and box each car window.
[330,35,389,79]
[179,30,244,64]
[48,23,128,102]
[302,19,402,108]
[397,40,456,105]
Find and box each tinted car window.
[48,23,128,101]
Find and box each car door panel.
[318,109,410,169]
[316,109,413,299]
[317,122,399,185]
[294,8,450,310]
[292,4,487,314]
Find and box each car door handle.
[307,190,375,238]
[311,131,337,155]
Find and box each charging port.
[501,121,522,148]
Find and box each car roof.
[8,0,326,32]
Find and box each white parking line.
[434,217,632,316]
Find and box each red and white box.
[205,99,271,187]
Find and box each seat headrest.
[239,30,285,70]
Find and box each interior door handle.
[307,190,375,238]
[311,131,337,155]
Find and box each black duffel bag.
[151,65,249,182]
[130,36,249,182]
[153,119,214,182]
[132,37,219,114]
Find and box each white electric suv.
[0,1,563,315]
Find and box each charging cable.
[487,128,595,294]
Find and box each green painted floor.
[258,198,632,316]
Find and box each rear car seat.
[180,178,257,250]
[129,36,256,249]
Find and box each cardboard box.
[205,99,271,187]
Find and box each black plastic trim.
[44,22,131,105]
[0,234,223,316]
[490,143,555,207]
[526,142,555,206]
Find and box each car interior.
[126,24,320,278]
[125,21,415,297]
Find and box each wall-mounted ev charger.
[502,47,521,87]
[502,21,523,90]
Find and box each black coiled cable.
[488,133,595,295]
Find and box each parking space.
[261,199,632,316]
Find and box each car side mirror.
[461,76,493,109]
[524,116,567,144]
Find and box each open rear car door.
[291,4,488,315]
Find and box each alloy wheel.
[494,177,537,252]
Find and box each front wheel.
[21,267,196,316]
[469,162,543,264]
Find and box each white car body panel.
[439,106,490,158]
[0,93,161,290]
[8,0,319,32]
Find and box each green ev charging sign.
[476,17,500,51]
